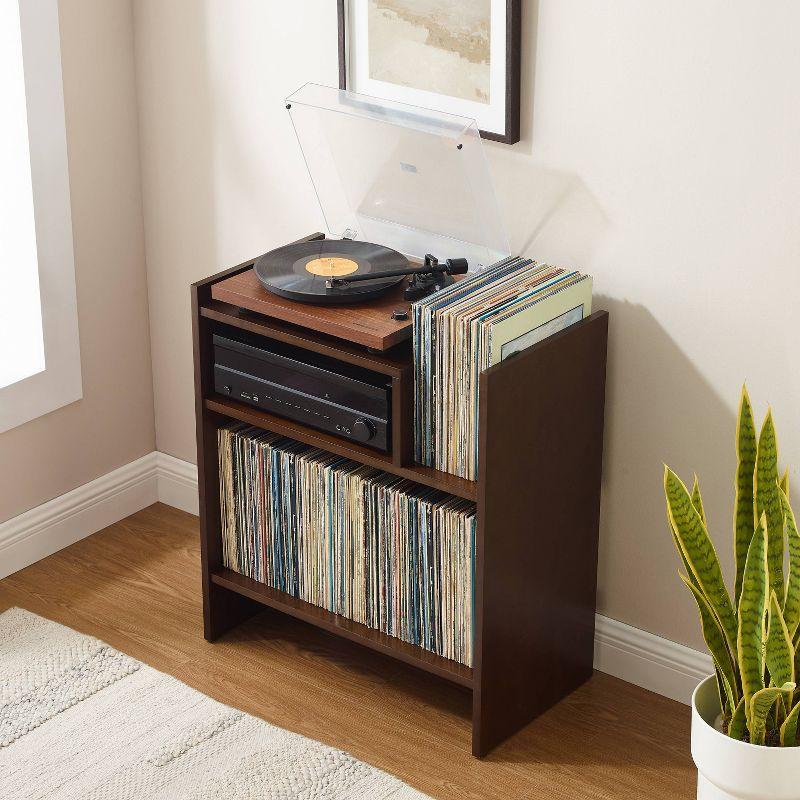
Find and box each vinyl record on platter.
[255,239,409,304]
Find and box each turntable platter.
[255,239,409,304]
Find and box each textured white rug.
[0,607,431,799]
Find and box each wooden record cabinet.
[192,233,609,757]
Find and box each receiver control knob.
[351,418,376,443]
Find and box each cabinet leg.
[471,715,487,758]
[203,580,261,641]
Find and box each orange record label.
[304,257,360,277]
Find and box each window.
[1,0,44,388]
[0,0,81,432]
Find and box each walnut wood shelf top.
[200,300,410,377]
[211,568,474,688]
[210,266,414,351]
[205,396,478,502]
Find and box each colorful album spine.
[412,256,591,480]
[218,424,476,667]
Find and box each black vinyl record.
[254,239,409,304]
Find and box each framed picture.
[337,0,521,144]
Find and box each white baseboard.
[155,452,199,515]
[0,452,158,580]
[0,451,199,581]
[0,450,712,706]
[594,613,712,704]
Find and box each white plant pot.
[692,675,800,799]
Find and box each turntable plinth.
[211,264,413,351]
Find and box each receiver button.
[351,418,376,443]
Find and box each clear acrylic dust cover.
[286,83,510,270]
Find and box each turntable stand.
[211,253,416,350]
[192,232,609,757]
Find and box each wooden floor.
[0,503,695,799]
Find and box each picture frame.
[337,0,521,145]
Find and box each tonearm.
[326,254,468,301]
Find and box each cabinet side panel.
[192,283,261,639]
[473,311,608,755]
[192,233,326,639]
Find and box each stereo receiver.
[213,332,391,451]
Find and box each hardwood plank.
[0,504,695,799]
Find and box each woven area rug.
[0,607,431,799]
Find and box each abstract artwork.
[338,0,520,143]
[367,0,491,105]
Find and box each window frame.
[0,0,82,433]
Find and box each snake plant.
[665,386,800,746]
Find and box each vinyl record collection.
[218,423,477,666]
[414,256,593,480]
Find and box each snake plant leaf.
[766,591,795,721]
[734,386,757,607]
[691,475,706,525]
[665,467,738,653]
[780,699,800,746]
[728,697,747,741]
[766,590,795,688]
[750,684,795,746]
[780,468,789,498]
[669,518,702,597]
[795,638,800,688]
[756,410,785,602]
[680,573,738,709]
[669,516,695,582]
[713,667,727,717]
[780,487,800,640]
[738,515,769,715]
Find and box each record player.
[211,83,510,351]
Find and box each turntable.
[211,83,510,350]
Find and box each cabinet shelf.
[205,396,478,501]
[211,568,473,688]
[200,300,410,377]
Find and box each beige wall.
[0,0,154,523]
[134,1,800,652]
